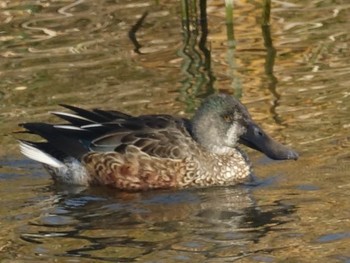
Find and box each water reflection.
[224,4,239,101]
[19,185,296,261]
[128,11,149,54]
[178,0,215,112]
[261,0,282,126]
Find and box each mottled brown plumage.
[19,94,298,190]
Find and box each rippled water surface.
[1,0,350,262]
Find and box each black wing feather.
[20,105,195,160]
[19,123,88,159]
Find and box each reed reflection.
[261,0,282,125]
[225,0,242,99]
[178,0,215,113]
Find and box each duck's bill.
[239,122,299,160]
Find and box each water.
[1,0,350,262]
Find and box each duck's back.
[19,105,204,190]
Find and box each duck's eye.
[254,127,264,137]
[222,114,233,123]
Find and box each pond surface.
[1,0,350,262]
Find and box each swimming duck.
[19,93,298,190]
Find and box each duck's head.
[191,93,298,160]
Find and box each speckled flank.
[82,147,184,190]
[81,146,251,190]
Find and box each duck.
[18,93,298,190]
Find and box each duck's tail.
[17,104,133,185]
[18,139,89,186]
[19,140,64,168]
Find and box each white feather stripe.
[19,142,64,168]
[54,125,85,130]
[81,123,103,128]
[50,111,95,122]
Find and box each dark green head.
[191,93,298,160]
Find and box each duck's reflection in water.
[21,184,296,261]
